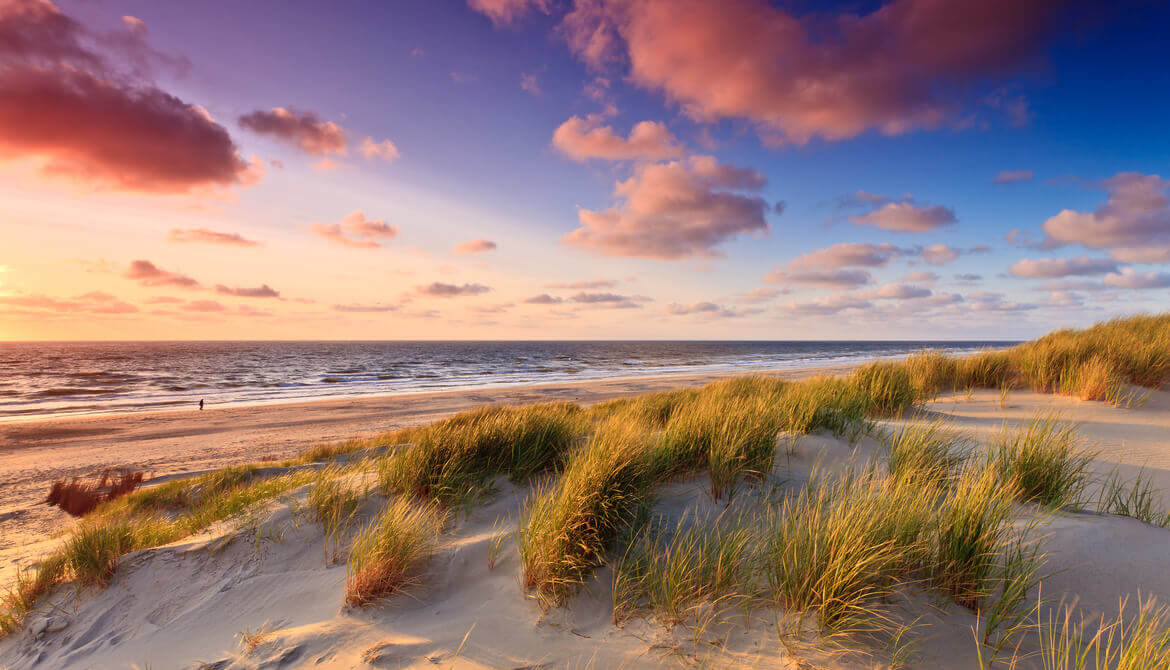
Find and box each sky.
[1,0,1168,341]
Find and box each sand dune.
[2,387,1170,668]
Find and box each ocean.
[0,340,1014,421]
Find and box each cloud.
[214,284,280,298]
[1040,172,1170,260]
[1102,268,1170,290]
[781,294,873,317]
[0,0,254,195]
[332,303,399,313]
[953,273,982,282]
[902,271,939,283]
[993,169,1033,184]
[552,116,684,162]
[850,200,957,233]
[665,301,760,318]
[1008,256,1118,279]
[558,0,1065,144]
[468,0,550,26]
[861,283,932,300]
[1109,247,1170,264]
[967,291,1038,312]
[168,228,261,247]
[238,107,346,156]
[358,136,400,163]
[734,287,784,304]
[788,242,910,269]
[124,259,199,288]
[1037,279,1105,292]
[563,155,771,259]
[453,238,497,255]
[415,282,492,297]
[520,71,541,95]
[764,268,872,289]
[570,292,645,309]
[918,243,989,266]
[181,299,226,312]
[307,211,399,249]
[0,291,138,314]
[524,294,564,304]
[545,278,619,289]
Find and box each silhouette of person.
[199,399,204,411]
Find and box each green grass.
[345,498,447,606]
[932,466,1018,609]
[613,513,757,625]
[377,401,585,506]
[518,419,658,605]
[849,362,917,417]
[885,420,970,487]
[1036,596,1170,670]
[992,414,1093,509]
[1095,467,1170,528]
[762,471,933,632]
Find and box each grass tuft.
[992,414,1093,509]
[345,498,447,606]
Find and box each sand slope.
[3,389,1170,668]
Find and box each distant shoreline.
[0,342,1014,424]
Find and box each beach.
[1,366,860,586]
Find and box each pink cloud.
[764,268,872,289]
[1041,172,1170,261]
[559,0,1064,144]
[861,283,933,300]
[1008,256,1119,279]
[358,136,400,163]
[563,155,771,259]
[214,284,280,298]
[850,200,956,233]
[789,242,910,269]
[524,294,564,304]
[781,294,874,317]
[0,291,138,314]
[1102,268,1170,290]
[468,0,550,26]
[307,211,399,249]
[453,238,498,255]
[124,259,200,288]
[545,278,618,289]
[415,282,492,297]
[552,116,683,162]
[993,169,1033,184]
[181,299,226,312]
[332,303,399,313]
[168,228,261,247]
[664,301,759,318]
[0,67,253,193]
[238,107,347,156]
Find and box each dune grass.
[612,513,758,625]
[885,420,970,487]
[1095,467,1170,528]
[900,313,1170,405]
[1035,596,1170,670]
[5,311,1170,641]
[992,414,1093,509]
[344,498,447,606]
[377,401,585,506]
[518,419,658,605]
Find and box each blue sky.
[1,0,1168,340]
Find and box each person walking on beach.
[199,399,204,411]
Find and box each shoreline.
[0,364,854,582]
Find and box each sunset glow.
[1,0,1167,341]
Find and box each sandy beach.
[0,366,857,586]
[2,379,1169,668]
